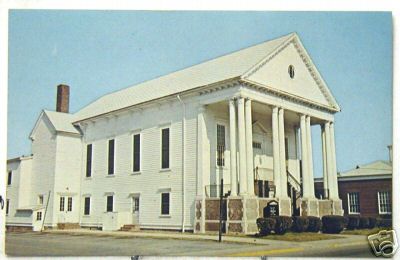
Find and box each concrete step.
[119,224,140,232]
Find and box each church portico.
[194,90,342,233]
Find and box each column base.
[226,195,259,234]
[300,197,319,217]
[332,199,344,216]
[314,198,344,217]
[278,197,292,216]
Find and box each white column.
[237,97,247,195]
[245,98,255,196]
[306,116,315,199]
[278,108,288,198]
[197,106,208,233]
[329,122,339,199]
[300,115,311,198]
[229,99,238,196]
[321,124,329,199]
[325,121,334,199]
[272,107,281,198]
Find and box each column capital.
[198,105,207,113]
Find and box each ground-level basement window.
[106,195,114,212]
[348,192,360,214]
[161,193,170,215]
[36,211,42,221]
[378,191,391,214]
[84,197,90,215]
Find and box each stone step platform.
[119,224,140,232]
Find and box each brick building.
[315,147,392,218]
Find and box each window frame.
[216,123,226,167]
[108,139,115,175]
[84,197,91,216]
[86,144,93,178]
[6,199,9,215]
[36,211,42,221]
[132,196,140,213]
[38,195,44,205]
[161,127,170,170]
[7,171,12,186]
[106,195,114,212]
[160,192,170,216]
[347,192,360,214]
[132,133,141,173]
[67,197,73,212]
[378,191,392,214]
[59,197,65,212]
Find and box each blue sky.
[7,11,392,176]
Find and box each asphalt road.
[5,232,375,257]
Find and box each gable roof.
[74,32,339,122]
[338,160,392,178]
[30,110,80,139]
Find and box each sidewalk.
[45,228,369,255]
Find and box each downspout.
[177,95,186,233]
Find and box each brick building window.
[378,191,391,214]
[347,192,360,214]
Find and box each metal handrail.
[287,170,301,188]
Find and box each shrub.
[377,218,392,228]
[359,217,370,229]
[273,216,293,235]
[292,216,309,232]
[346,216,360,230]
[322,215,345,234]
[368,217,377,229]
[256,217,276,236]
[307,216,322,232]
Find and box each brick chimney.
[56,84,70,113]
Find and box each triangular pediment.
[242,34,340,111]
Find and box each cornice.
[242,35,340,112]
[240,79,336,114]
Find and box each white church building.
[6,33,343,234]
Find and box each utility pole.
[41,190,51,232]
